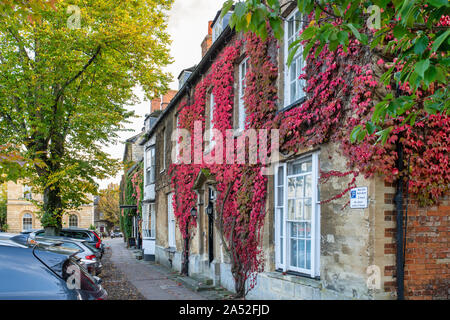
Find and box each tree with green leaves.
[221,0,449,143]
[98,183,120,233]
[0,0,173,234]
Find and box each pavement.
[104,237,207,300]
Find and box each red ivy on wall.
[169,34,278,295]
[168,18,448,295]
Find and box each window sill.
[277,97,307,115]
[266,269,321,288]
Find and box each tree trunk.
[42,185,63,236]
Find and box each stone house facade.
[6,181,94,233]
[140,5,448,300]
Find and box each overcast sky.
[97,0,224,189]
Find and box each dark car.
[34,236,103,275]
[0,243,107,300]
[29,228,104,254]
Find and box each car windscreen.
[61,231,91,240]
[59,242,82,253]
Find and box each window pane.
[277,166,284,185]
[146,150,151,167]
[277,186,284,206]
[288,178,295,198]
[304,198,312,220]
[290,60,297,82]
[290,223,297,238]
[280,237,284,264]
[290,238,297,267]
[288,19,293,39]
[305,222,311,238]
[295,199,303,220]
[306,240,311,270]
[278,208,284,236]
[295,176,304,198]
[295,12,301,32]
[298,239,305,269]
[305,175,312,197]
[288,157,312,175]
[288,199,295,220]
[298,222,305,237]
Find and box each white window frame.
[274,152,320,277]
[284,8,306,107]
[205,93,216,153]
[69,214,78,228]
[167,193,176,248]
[146,147,155,185]
[238,57,249,131]
[22,213,33,231]
[150,203,156,239]
[143,203,155,239]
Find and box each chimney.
[201,21,213,57]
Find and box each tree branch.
[54,46,102,106]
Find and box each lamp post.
[206,201,214,263]
[206,201,213,216]
[182,206,197,276]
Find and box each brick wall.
[384,185,449,300]
[404,197,449,300]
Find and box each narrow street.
[102,238,207,300]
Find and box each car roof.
[0,240,28,248]
[33,228,92,233]
[36,236,87,243]
[0,245,69,268]
[0,246,77,300]
[0,233,18,239]
[62,228,92,232]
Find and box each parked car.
[0,239,28,248]
[34,236,103,276]
[29,228,104,254]
[20,229,38,235]
[5,234,30,246]
[0,244,107,300]
[110,231,123,238]
[1,233,101,278]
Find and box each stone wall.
[6,181,94,233]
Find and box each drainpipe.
[182,223,190,276]
[394,137,405,300]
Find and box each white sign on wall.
[350,187,368,209]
